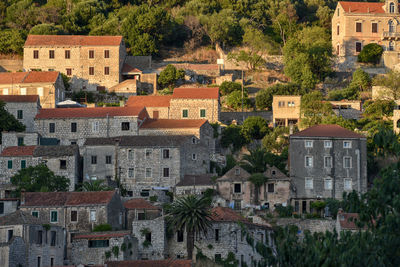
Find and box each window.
[305,140,313,148]
[50,211,58,222]
[104,50,110,58]
[105,155,112,164]
[49,50,55,59]
[89,67,94,75]
[91,155,97,165]
[89,50,94,58]
[140,190,150,197]
[90,210,96,221]
[344,178,352,190]
[356,22,362,32]
[37,87,44,97]
[389,41,395,51]
[0,202,3,214]
[356,42,362,53]
[145,232,151,243]
[71,210,77,222]
[344,157,352,168]
[128,168,134,178]
[8,229,13,242]
[60,160,67,170]
[343,141,352,148]
[215,254,222,262]
[8,160,12,169]
[146,168,152,178]
[65,50,70,59]
[215,229,220,242]
[92,121,99,132]
[288,101,295,107]
[192,153,197,160]
[389,20,395,33]
[390,2,395,13]
[33,50,39,59]
[337,44,340,55]
[235,168,240,175]
[20,88,26,95]
[337,24,340,35]
[145,149,152,159]
[30,211,39,218]
[324,156,332,168]
[234,200,241,210]
[17,137,24,146]
[372,22,378,33]
[21,160,26,169]
[89,240,109,248]
[49,123,55,133]
[71,122,77,132]
[177,230,184,242]
[50,231,56,246]
[325,178,333,190]
[51,258,54,267]
[163,168,170,177]
[278,101,285,107]
[128,150,134,160]
[104,66,110,75]
[66,68,72,76]
[305,178,313,189]
[138,212,145,220]
[121,122,130,131]
[37,256,41,267]
[17,110,23,119]
[182,109,189,118]
[163,149,170,159]
[192,137,197,144]
[200,109,206,118]
[268,183,274,193]
[234,183,241,193]
[305,156,313,167]
[324,140,332,148]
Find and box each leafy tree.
[11,164,69,193]
[351,68,371,91]
[60,73,70,90]
[327,86,359,101]
[256,83,304,110]
[358,43,383,64]
[363,99,395,119]
[0,29,25,54]
[158,65,185,89]
[240,116,269,142]
[221,154,237,175]
[373,70,400,99]
[0,100,25,143]
[219,81,242,96]
[93,224,112,232]
[300,91,333,128]
[321,116,357,131]
[262,126,290,154]
[372,127,400,159]
[249,173,268,204]
[29,23,65,35]
[166,195,212,260]
[240,147,269,174]
[225,90,251,110]
[79,179,112,192]
[220,124,246,151]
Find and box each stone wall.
[2,101,40,132]
[0,156,38,183]
[1,132,39,150]
[0,59,23,72]
[274,218,336,234]
[220,111,272,124]
[0,236,26,267]
[0,200,18,217]
[140,73,157,93]
[169,98,220,123]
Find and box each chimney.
[21,189,26,205]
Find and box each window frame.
[65,50,70,59]
[89,50,95,59]
[343,156,352,168]
[71,122,77,133]
[17,137,24,146]
[200,109,206,118]
[344,178,352,191]
[49,50,55,59]
[128,167,134,178]
[356,42,362,53]
[7,160,12,169]
[21,160,26,169]
[128,149,134,160]
[163,149,170,159]
[343,141,352,148]
[305,156,313,168]
[33,50,39,59]
[49,123,55,133]
[234,183,241,193]
[104,50,110,58]
[50,210,58,223]
[324,156,332,168]
[305,140,313,148]
[356,22,362,32]
[305,177,313,189]
[121,122,130,131]
[70,210,78,222]
[66,68,72,76]
[92,121,99,132]
[163,167,170,178]
[89,66,94,76]
[324,178,333,190]
[90,210,96,222]
[17,110,23,119]
[146,168,152,178]
[182,109,188,118]
[31,211,39,218]
[267,183,274,193]
[105,155,112,164]
[372,22,378,33]
[324,140,332,148]
[91,155,97,165]
[59,160,67,170]
[104,66,110,75]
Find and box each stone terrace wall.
[0,59,23,72]
[274,218,336,234]
[220,111,272,124]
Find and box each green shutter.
[182,109,188,118]
[32,211,39,218]
[200,109,206,117]
[7,160,12,169]
[21,160,26,169]
[51,211,58,222]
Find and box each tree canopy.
[0,100,25,143]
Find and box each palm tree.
[240,147,268,173]
[79,179,112,191]
[249,173,268,205]
[166,195,212,260]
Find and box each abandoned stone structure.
[289,124,367,214]
[272,95,301,127]
[0,210,65,267]
[175,174,215,196]
[0,71,65,108]
[0,145,80,191]
[124,198,162,231]
[23,35,126,91]
[83,135,210,197]
[0,197,18,217]
[263,165,291,211]
[331,100,363,120]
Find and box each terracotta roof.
[22,191,116,207]
[35,106,145,119]
[176,174,214,187]
[0,72,28,84]
[0,146,37,157]
[84,135,191,147]
[106,259,192,267]
[22,71,59,83]
[217,166,251,182]
[122,63,142,74]
[210,207,250,224]
[338,212,365,230]
[0,95,39,103]
[338,1,385,14]
[140,119,207,129]
[126,95,173,107]
[74,231,130,240]
[290,124,364,139]
[172,87,219,99]
[25,35,123,46]
[124,198,158,210]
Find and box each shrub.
[112,246,119,257]
[241,116,270,141]
[327,85,359,101]
[225,90,251,110]
[158,64,185,88]
[351,68,371,91]
[221,125,247,151]
[92,224,112,232]
[149,195,158,202]
[219,81,242,96]
[357,43,383,64]
[275,205,294,217]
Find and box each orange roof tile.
[210,207,249,223]
[25,35,123,46]
[172,87,219,99]
[0,146,37,157]
[74,231,130,240]
[0,72,27,84]
[338,212,366,230]
[339,1,385,14]
[126,95,172,107]
[35,106,146,119]
[22,71,59,83]
[124,198,159,210]
[0,95,39,103]
[122,63,142,74]
[140,119,207,129]
[291,124,364,139]
[106,259,192,267]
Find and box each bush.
[357,43,383,64]
[149,195,158,202]
[327,85,359,101]
[241,116,270,142]
[158,64,185,88]
[351,68,371,91]
[72,90,95,103]
[275,205,293,217]
[93,224,112,232]
[221,125,246,151]
[225,90,251,110]
[219,81,242,96]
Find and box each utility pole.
[241,68,244,123]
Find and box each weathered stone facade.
[0,199,19,217]
[0,236,26,267]
[175,174,215,196]
[272,95,301,127]
[1,132,39,151]
[275,218,336,234]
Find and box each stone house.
[272,95,301,127]
[0,210,65,267]
[335,209,367,235]
[0,235,26,267]
[109,79,139,96]
[105,259,192,267]
[83,135,210,197]
[126,95,172,119]
[289,124,368,214]
[124,199,162,231]
[167,207,273,266]
[71,231,138,265]
[1,132,40,152]
[393,101,400,134]
[0,95,40,132]
[330,100,363,120]
[0,145,80,191]
[23,35,126,91]
[263,165,291,211]
[175,174,215,196]
[34,106,148,147]
[0,197,19,217]
[0,71,65,108]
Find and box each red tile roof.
[0,71,59,84]
[338,213,365,230]
[25,35,123,46]
[124,198,159,210]
[0,146,37,157]
[126,95,172,107]
[74,231,130,240]
[21,191,116,207]
[210,207,249,223]
[106,259,192,267]
[172,87,219,99]
[35,106,146,119]
[122,63,142,74]
[0,95,39,103]
[140,119,207,129]
[291,124,364,139]
[0,72,27,84]
[339,1,385,14]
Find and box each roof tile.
[124,199,159,210]
[25,35,123,46]
[35,106,146,119]
[106,259,192,267]
[339,1,385,14]
[126,95,173,107]
[176,174,214,187]
[140,119,207,129]
[22,71,59,83]
[290,124,364,139]
[172,87,219,99]
[74,231,131,240]
[0,146,37,157]
[0,95,39,103]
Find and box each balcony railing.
[382,32,400,39]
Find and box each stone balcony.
[382,31,400,40]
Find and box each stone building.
[0,197,19,217]
[175,174,215,196]
[0,210,65,267]
[109,79,139,96]
[0,236,26,267]
[330,100,363,120]
[83,135,210,197]
[0,95,40,132]
[167,207,273,266]
[71,231,138,265]
[0,71,65,108]
[272,95,301,127]
[263,165,291,211]
[1,132,40,152]
[124,199,162,231]
[34,106,148,147]
[23,35,126,91]
[0,145,80,191]
[289,124,367,214]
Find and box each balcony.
[382,32,400,40]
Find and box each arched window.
[396,119,400,128]
[389,41,395,51]
[389,20,395,33]
[390,2,395,13]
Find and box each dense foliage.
[158,64,185,89]
[357,43,384,64]
[0,100,25,143]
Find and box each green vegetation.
[357,43,383,64]
[225,90,251,110]
[78,179,112,192]
[256,83,304,110]
[93,224,112,232]
[219,81,242,96]
[240,116,269,142]
[373,70,400,99]
[300,91,333,128]
[0,100,25,143]
[158,64,185,89]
